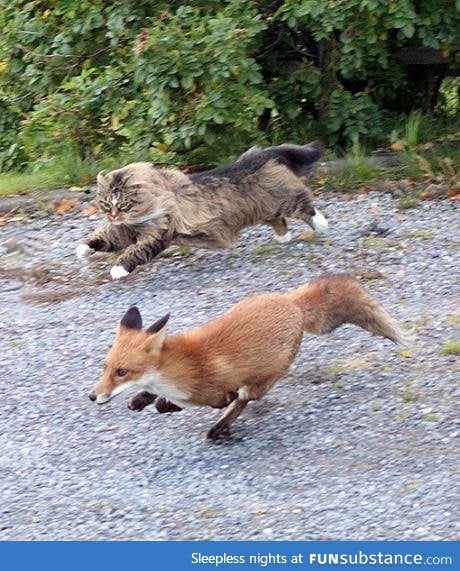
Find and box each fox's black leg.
[206,397,249,440]
[155,397,183,413]
[128,390,157,412]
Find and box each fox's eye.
[116,368,128,377]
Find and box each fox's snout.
[88,387,114,405]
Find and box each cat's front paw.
[76,243,94,259]
[110,265,130,280]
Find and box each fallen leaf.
[299,231,316,242]
[360,270,386,280]
[98,425,119,433]
[51,198,79,215]
[370,203,379,213]
[250,508,268,516]
[82,204,98,216]
[398,348,413,359]
[420,191,433,200]
[390,142,405,152]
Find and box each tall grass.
[341,140,383,186]
[404,111,423,151]
[0,147,120,196]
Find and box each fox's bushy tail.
[286,274,410,345]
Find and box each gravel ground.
[0,191,458,540]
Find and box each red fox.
[89,274,409,439]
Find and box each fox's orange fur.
[89,274,408,439]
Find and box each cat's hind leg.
[268,216,292,243]
[289,190,328,234]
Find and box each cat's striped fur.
[77,141,328,279]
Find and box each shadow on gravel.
[0,264,108,305]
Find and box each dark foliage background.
[0,0,458,170]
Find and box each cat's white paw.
[274,231,293,243]
[311,208,328,233]
[76,243,93,259]
[110,265,130,280]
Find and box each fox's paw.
[76,243,94,259]
[128,390,157,412]
[206,423,232,441]
[155,397,183,414]
[110,265,130,280]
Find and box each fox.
[88,274,409,440]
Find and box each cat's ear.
[97,170,109,190]
[120,306,143,330]
[144,313,170,355]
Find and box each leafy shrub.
[0,0,458,171]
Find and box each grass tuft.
[363,236,391,248]
[341,140,383,186]
[440,340,460,356]
[0,153,96,196]
[397,196,420,210]
[401,231,435,240]
[402,390,420,403]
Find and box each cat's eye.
[119,199,132,211]
[116,368,128,377]
[98,199,111,212]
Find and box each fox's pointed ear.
[146,313,170,334]
[120,306,142,330]
[144,313,170,356]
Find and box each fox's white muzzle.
[88,391,112,405]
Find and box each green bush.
[0,0,458,171]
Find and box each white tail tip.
[396,326,416,348]
[312,209,328,233]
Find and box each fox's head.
[88,306,170,405]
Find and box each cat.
[76,141,328,279]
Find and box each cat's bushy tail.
[239,141,323,177]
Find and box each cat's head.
[96,163,170,225]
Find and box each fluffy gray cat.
[77,141,328,279]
